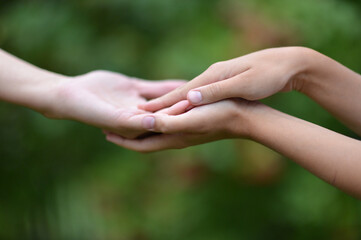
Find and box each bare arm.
[141,47,361,135]
[107,100,361,199]
[247,104,361,199]
[299,49,361,135]
[0,49,186,137]
[0,49,62,113]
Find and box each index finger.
[139,63,226,112]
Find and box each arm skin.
[105,47,361,198]
[298,48,361,135]
[0,49,62,113]
[0,49,187,138]
[247,104,361,199]
[140,47,361,136]
[106,100,361,199]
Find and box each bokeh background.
[0,0,360,239]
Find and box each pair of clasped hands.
[86,47,309,152]
[4,46,361,196]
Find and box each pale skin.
[1,47,361,198]
[0,49,187,138]
[107,47,361,199]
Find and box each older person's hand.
[49,70,186,138]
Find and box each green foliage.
[0,0,360,239]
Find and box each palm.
[57,70,185,138]
[74,70,147,113]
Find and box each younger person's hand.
[140,47,313,112]
[105,99,259,152]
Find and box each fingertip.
[142,116,155,130]
[105,134,114,142]
[187,90,203,105]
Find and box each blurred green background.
[0,0,360,239]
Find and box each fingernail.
[188,91,202,104]
[142,116,155,129]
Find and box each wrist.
[31,73,70,119]
[288,46,321,94]
[247,105,280,143]
[230,100,273,140]
[0,49,71,117]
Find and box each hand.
[140,47,313,112]
[105,99,260,152]
[47,70,185,138]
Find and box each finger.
[140,61,251,112]
[136,80,187,99]
[156,100,190,115]
[102,129,111,135]
[106,132,184,152]
[141,112,197,134]
[188,69,256,105]
[112,111,149,132]
[139,63,230,112]
[187,76,241,105]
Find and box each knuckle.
[155,118,170,133]
[242,84,258,100]
[206,83,222,99]
[236,76,258,100]
[89,70,108,76]
[208,61,225,71]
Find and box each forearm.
[297,48,361,135]
[0,49,66,114]
[245,105,361,199]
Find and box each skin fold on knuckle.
[207,61,225,71]
[237,76,258,100]
[205,83,223,100]
[154,117,172,133]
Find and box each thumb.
[139,62,231,112]
[188,79,237,105]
